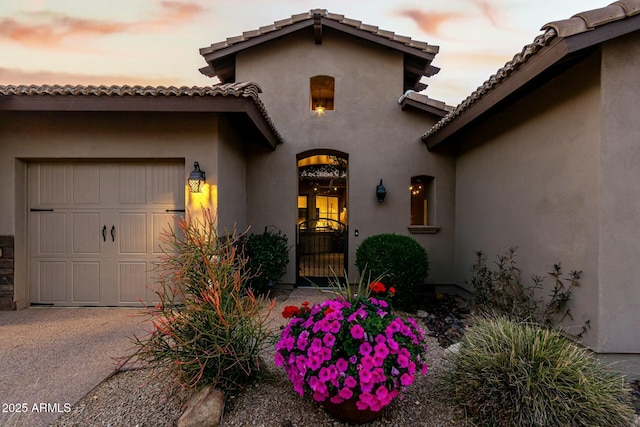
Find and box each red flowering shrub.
[369,281,395,309]
[282,305,302,319]
[369,281,386,293]
[126,209,275,392]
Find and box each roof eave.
[200,19,313,64]
[200,14,437,91]
[400,97,450,117]
[424,12,640,151]
[0,94,281,150]
[424,37,569,150]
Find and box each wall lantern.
[376,179,386,202]
[188,162,206,193]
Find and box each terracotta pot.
[322,397,382,425]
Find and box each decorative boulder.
[177,387,225,427]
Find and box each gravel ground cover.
[51,288,639,427]
[52,334,470,427]
[52,287,473,427]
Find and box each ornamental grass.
[443,316,634,427]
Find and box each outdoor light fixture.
[188,161,206,193]
[376,179,386,202]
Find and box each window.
[409,176,437,232]
[310,76,334,112]
[298,195,308,224]
[315,195,339,225]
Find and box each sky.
[0,0,611,106]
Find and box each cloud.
[395,9,466,37]
[468,0,505,28]
[0,2,206,48]
[151,1,205,29]
[0,66,191,87]
[0,12,128,48]
[439,50,515,68]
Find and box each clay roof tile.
[574,4,627,28]
[614,0,640,15]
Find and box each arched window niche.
[310,75,335,112]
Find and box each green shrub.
[126,210,275,392]
[444,317,634,427]
[355,233,429,311]
[470,247,589,338]
[241,227,290,294]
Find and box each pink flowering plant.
[274,281,428,412]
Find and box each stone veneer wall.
[0,236,15,310]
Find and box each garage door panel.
[153,163,185,205]
[38,164,68,206]
[72,261,100,303]
[119,213,147,254]
[119,262,148,304]
[36,261,67,303]
[152,213,180,254]
[119,165,147,205]
[37,213,68,255]
[72,212,101,254]
[73,164,101,205]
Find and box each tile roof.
[422,0,640,144]
[398,90,454,116]
[543,0,640,37]
[199,9,439,57]
[199,9,440,91]
[0,82,283,146]
[421,29,557,141]
[0,82,262,98]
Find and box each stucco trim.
[408,226,440,234]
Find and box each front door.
[296,152,348,286]
[28,161,184,306]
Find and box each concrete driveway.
[0,307,149,427]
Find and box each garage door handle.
[111,225,116,242]
[102,225,107,242]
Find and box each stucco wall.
[454,54,602,349]
[599,32,640,353]
[217,116,248,234]
[234,28,455,285]
[0,111,220,308]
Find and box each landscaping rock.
[177,386,225,427]
[415,310,428,318]
[420,294,471,347]
[445,342,463,356]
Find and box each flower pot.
[322,397,382,425]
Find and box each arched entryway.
[296,150,348,286]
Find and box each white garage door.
[28,161,185,306]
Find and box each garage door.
[28,161,185,306]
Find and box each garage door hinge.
[30,208,54,212]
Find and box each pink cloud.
[469,0,504,27]
[395,9,465,37]
[0,67,190,87]
[0,2,206,48]
[0,12,128,48]
[150,1,205,29]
